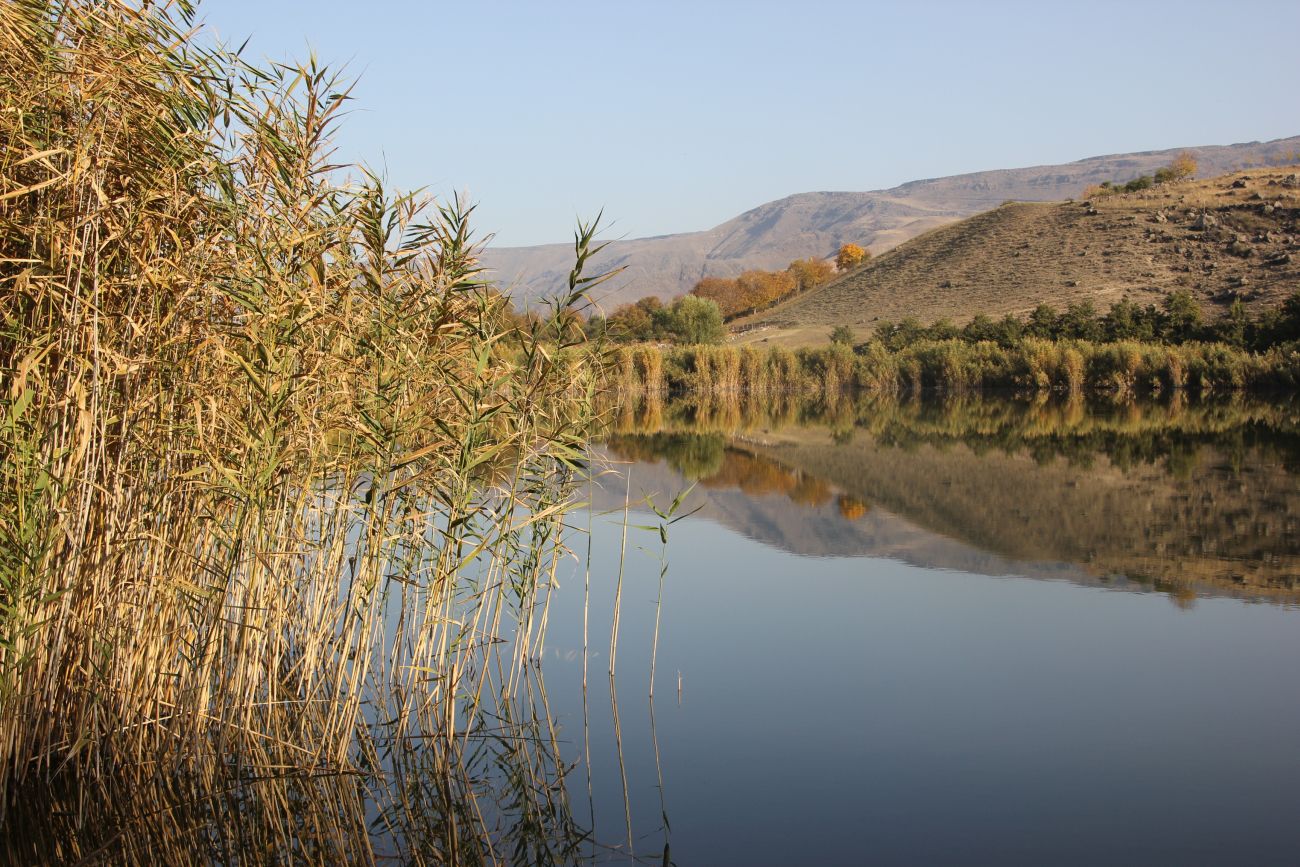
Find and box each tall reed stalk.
[0,1,607,860]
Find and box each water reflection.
[545,391,1300,864]
[12,392,1299,864]
[598,392,1300,605]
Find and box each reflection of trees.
[602,391,1300,478]
[701,450,797,497]
[838,495,871,520]
[606,437,851,513]
[606,433,725,480]
[789,475,833,507]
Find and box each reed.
[0,1,606,859]
[608,338,1283,397]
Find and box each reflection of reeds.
[1,2,606,859]
[601,391,1300,474]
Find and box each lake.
[8,392,1299,865]
[543,392,1300,864]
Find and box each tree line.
[1083,152,1197,197]
[871,291,1300,353]
[585,243,870,343]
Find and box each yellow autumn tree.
[836,243,868,271]
[1169,152,1197,179]
[788,257,835,291]
[1155,152,1197,184]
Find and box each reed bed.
[611,339,1300,398]
[0,1,606,861]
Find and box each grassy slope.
[735,169,1300,346]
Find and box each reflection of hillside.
[599,395,1300,604]
[607,434,835,506]
[593,443,1101,588]
[749,432,1300,598]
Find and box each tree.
[879,317,924,350]
[927,318,959,341]
[1122,175,1153,193]
[993,314,1024,347]
[603,295,664,341]
[1103,299,1156,341]
[962,314,998,343]
[1026,304,1060,339]
[1217,299,1248,348]
[691,276,743,317]
[1265,292,1300,344]
[830,324,856,345]
[663,295,724,344]
[836,243,868,271]
[1155,153,1197,184]
[692,260,831,319]
[1171,152,1197,179]
[788,257,834,292]
[735,268,795,313]
[1160,290,1203,340]
[1060,301,1103,341]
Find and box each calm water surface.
[547,394,1300,865]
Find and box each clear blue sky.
[199,1,1300,247]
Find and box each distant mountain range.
[482,136,1300,309]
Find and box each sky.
[199,1,1300,247]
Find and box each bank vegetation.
[0,1,603,860]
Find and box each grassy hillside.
[738,168,1300,346]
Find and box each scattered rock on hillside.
[1193,213,1219,230]
[1283,174,1300,189]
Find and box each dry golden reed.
[611,337,1293,397]
[0,1,606,860]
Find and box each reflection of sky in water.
[548,507,1300,865]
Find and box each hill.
[736,167,1300,345]
[483,136,1300,309]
